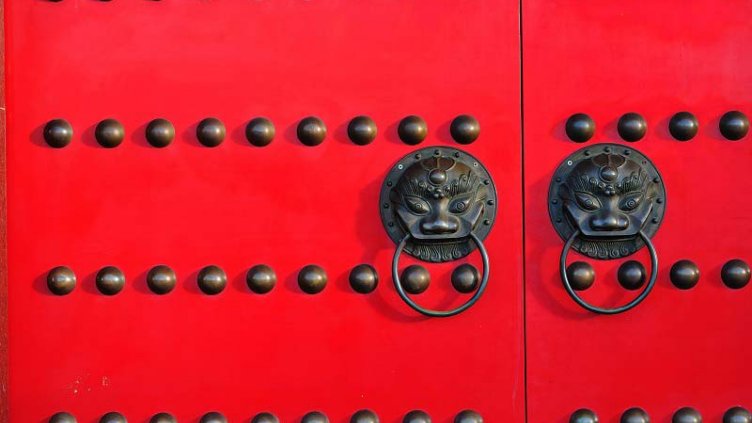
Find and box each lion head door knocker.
[380,147,497,317]
[549,143,666,314]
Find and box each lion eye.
[404,195,430,215]
[574,191,601,211]
[449,195,473,214]
[620,193,643,211]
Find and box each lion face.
[548,147,667,260]
[388,155,489,262]
[559,152,656,239]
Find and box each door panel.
[524,1,752,422]
[4,1,522,422]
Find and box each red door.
[524,1,752,422]
[4,2,752,423]
[2,1,523,422]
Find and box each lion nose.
[421,218,459,235]
[589,214,629,231]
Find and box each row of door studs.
[46,406,752,423]
[567,258,750,291]
[41,115,480,149]
[48,409,482,423]
[571,405,749,423]
[45,258,750,297]
[42,110,750,150]
[566,111,749,142]
[44,263,481,297]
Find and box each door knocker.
[549,143,666,314]
[380,147,497,317]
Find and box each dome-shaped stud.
[349,264,378,294]
[570,409,598,423]
[621,407,650,423]
[96,266,126,295]
[146,118,175,148]
[351,409,379,423]
[670,259,700,290]
[95,118,125,148]
[450,114,481,144]
[404,410,431,423]
[672,407,702,423]
[196,117,225,147]
[197,265,227,295]
[252,412,279,423]
[669,112,699,141]
[348,115,378,145]
[618,112,647,142]
[147,264,177,295]
[617,260,646,290]
[721,259,751,289]
[400,265,430,294]
[298,264,328,294]
[720,111,750,140]
[565,113,596,143]
[297,116,327,146]
[724,406,752,423]
[246,117,276,147]
[566,261,595,291]
[149,413,177,423]
[50,412,77,423]
[99,412,127,423]
[451,263,480,293]
[44,119,74,148]
[398,115,428,145]
[246,264,277,294]
[302,411,329,423]
[200,412,227,423]
[47,266,76,295]
[454,410,484,423]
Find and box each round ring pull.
[560,229,658,314]
[392,232,490,317]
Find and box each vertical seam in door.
[518,0,528,422]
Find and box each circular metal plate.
[548,143,666,259]
[380,146,498,262]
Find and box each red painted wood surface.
[1,1,8,420]
[3,2,523,422]
[523,1,752,422]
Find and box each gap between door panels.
[518,0,529,422]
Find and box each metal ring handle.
[392,232,490,317]
[560,229,658,315]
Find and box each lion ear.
[473,182,487,201]
[389,189,402,204]
[557,183,571,201]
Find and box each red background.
[3,1,523,422]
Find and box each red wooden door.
[523,1,752,422]
[3,1,523,422]
[6,2,751,423]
